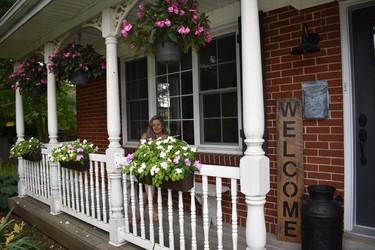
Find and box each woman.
[138,115,168,221]
[140,115,168,141]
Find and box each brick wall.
[76,1,344,234]
[76,77,109,153]
[263,1,344,233]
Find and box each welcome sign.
[276,98,303,243]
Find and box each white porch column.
[240,1,270,250]
[14,62,26,197]
[102,8,125,246]
[44,42,58,144]
[44,42,60,214]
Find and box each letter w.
[279,101,299,117]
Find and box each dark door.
[352,4,375,228]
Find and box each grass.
[0,158,66,249]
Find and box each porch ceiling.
[0,0,334,60]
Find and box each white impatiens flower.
[160,151,166,158]
[175,150,180,155]
[160,162,168,170]
[182,146,187,151]
[83,139,87,143]
[156,140,162,146]
[157,145,163,150]
[150,165,159,176]
[167,145,173,152]
[176,168,183,174]
[191,147,197,152]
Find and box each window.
[156,51,194,144]
[124,33,240,150]
[125,58,149,141]
[199,34,238,144]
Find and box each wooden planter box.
[137,173,194,192]
[60,159,90,172]
[23,151,42,162]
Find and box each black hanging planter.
[155,42,182,65]
[29,85,47,97]
[69,69,90,85]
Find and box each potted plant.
[8,56,47,96]
[49,140,98,171]
[123,136,202,192]
[48,42,106,85]
[9,137,43,161]
[121,0,211,64]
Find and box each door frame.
[340,0,375,232]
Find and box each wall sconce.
[291,23,320,55]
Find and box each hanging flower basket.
[137,172,194,192]
[156,42,182,64]
[60,159,90,172]
[23,151,42,162]
[69,69,90,85]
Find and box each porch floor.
[8,197,375,250]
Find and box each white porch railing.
[18,146,265,249]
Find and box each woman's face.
[151,119,163,135]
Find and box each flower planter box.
[137,173,194,192]
[23,151,42,162]
[60,159,90,172]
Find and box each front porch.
[9,196,301,250]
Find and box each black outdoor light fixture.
[291,23,320,55]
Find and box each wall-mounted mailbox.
[302,80,329,119]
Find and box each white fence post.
[17,158,26,197]
[108,168,125,246]
[49,160,61,215]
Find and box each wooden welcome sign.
[276,98,303,243]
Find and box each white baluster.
[95,162,100,220]
[202,176,209,250]
[140,184,146,239]
[70,171,75,210]
[61,168,67,206]
[41,159,46,198]
[66,170,71,207]
[84,171,89,216]
[101,162,107,223]
[216,178,223,250]
[231,179,238,250]
[191,181,197,250]
[89,164,95,218]
[130,175,137,236]
[168,189,174,249]
[123,174,129,233]
[79,172,84,213]
[74,172,79,211]
[146,185,153,242]
[158,188,164,246]
[178,191,185,250]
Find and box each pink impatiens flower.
[184,159,191,166]
[76,147,84,153]
[195,160,202,170]
[76,155,84,161]
[173,155,180,164]
[178,26,190,34]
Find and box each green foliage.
[50,140,98,164]
[0,209,41,249]
[0,176,17,210]
[123,136,202,187]
[0,0,16,16]
[9,137,41,158]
